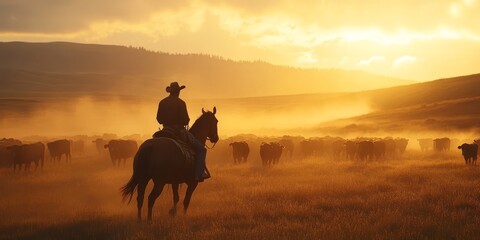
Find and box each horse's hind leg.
[169,184,180,216]
[137,179,148,222]
[183,182,198,214]
[147,181,165,224]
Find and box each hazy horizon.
[1,40,479,83]
[2,1,480,81]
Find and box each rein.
[205,138,217,149]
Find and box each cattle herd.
[0,136,140,171]
[229,136,480,167]
[1,134,479,172]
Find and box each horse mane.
[189,112,209,133]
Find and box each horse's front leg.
[183,182,198,214]
[169,184,180,216]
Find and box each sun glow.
[1,1,480,80]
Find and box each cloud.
[358,56,386,66]
[393,55,417,68]
[1,1,480,81]
[0,0,191,33]
[1,0,479,35]
[297,52,319,64]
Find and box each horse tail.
[121,143,150,203]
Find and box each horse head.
[201,107,219,143]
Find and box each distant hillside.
[361,73,480,110]
[316,74,480,134]
[0,42,413,99]
[1,41,478,136]
[192,73,480,135]
[197,73,480,111]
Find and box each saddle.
[152,128,196,165]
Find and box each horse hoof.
[169,209,177,216]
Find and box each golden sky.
[1,0,480,80]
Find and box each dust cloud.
[0,96,373,139]
[0,97,158,138]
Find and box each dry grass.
[1,152,480,240]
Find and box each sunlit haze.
[2,0,480,80]
[2,2,480,239]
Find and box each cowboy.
[156,82,209,182]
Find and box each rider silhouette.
[156,82,209,182]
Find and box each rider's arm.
[156,101,164,125]
[180,101,190,127]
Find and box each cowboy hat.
[166,82,186,93]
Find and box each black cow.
[384,138,396,158]
[373,140,386,160]
[345,140,357,160]
[300,138,324,158]
[300,139,315,157]
[0,138,22,167]
[47,139,71,163]
[458,143,478,165]
[104,140,138,166]
[92,138,107,154]
[229,141,250,164]
[70,140,85,156]
[417,138,433,151]
[434,138,451,152]
[395,138,409,155]
[357,141,374,161]
[7,142,45,171]
[279,138,294,158]
[331,139,346,160]
[260,142,283,166]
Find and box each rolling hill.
[0,41,478,137]
[0,41,413,99]
[191,73,480,136]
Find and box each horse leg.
[136,179,148,222]
[169,184,180,216]
[147,181,165,224]
[183,182,198,214]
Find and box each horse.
[121,107,219,223]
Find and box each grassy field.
[1,151,479,240]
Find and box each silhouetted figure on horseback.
[121,82,219,223]
[154,82,210,182]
